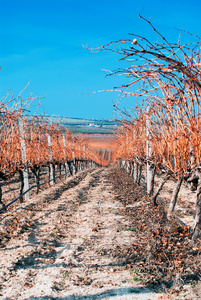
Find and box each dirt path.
[0,167,199,299]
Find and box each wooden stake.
[48,134,55,186]
[18,117,30,201]
[63,134,69,180]
[146,108,152,195]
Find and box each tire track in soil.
[0,168,99,297]
[0,167,169,300]
[0,169,93,248]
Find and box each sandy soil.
[0,167,200,299]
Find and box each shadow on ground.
[8,286,155,300]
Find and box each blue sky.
[0,0,201,119]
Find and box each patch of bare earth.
[153,173,196,228]
[0,166,200,299]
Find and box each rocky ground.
[0,166,200,299]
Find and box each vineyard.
[0,95,110,212]
[1,16,201,300]
[93,15,201,242]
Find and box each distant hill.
[41,115,120,134]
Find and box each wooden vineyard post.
[133,160,138,183]
[89,149,92,167]
[79,141,82,171]
[87,147,90,168]
[90,150,93,167]
[132,130,138,182]
[146,109,156,196]
[127,160,131,174]
[125,133,129,173]
[86,146,88,168]
[146,110,152,195]
[48,134,55,186]
[18,117,30,201]
[108,150,111,163]
[72,137,76,174]
[63,134,69,181]
[91,152,94,167]
[100,149,103,167]
[83,145,86,169]
[122,160,125,169]
[87,147,90,167]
